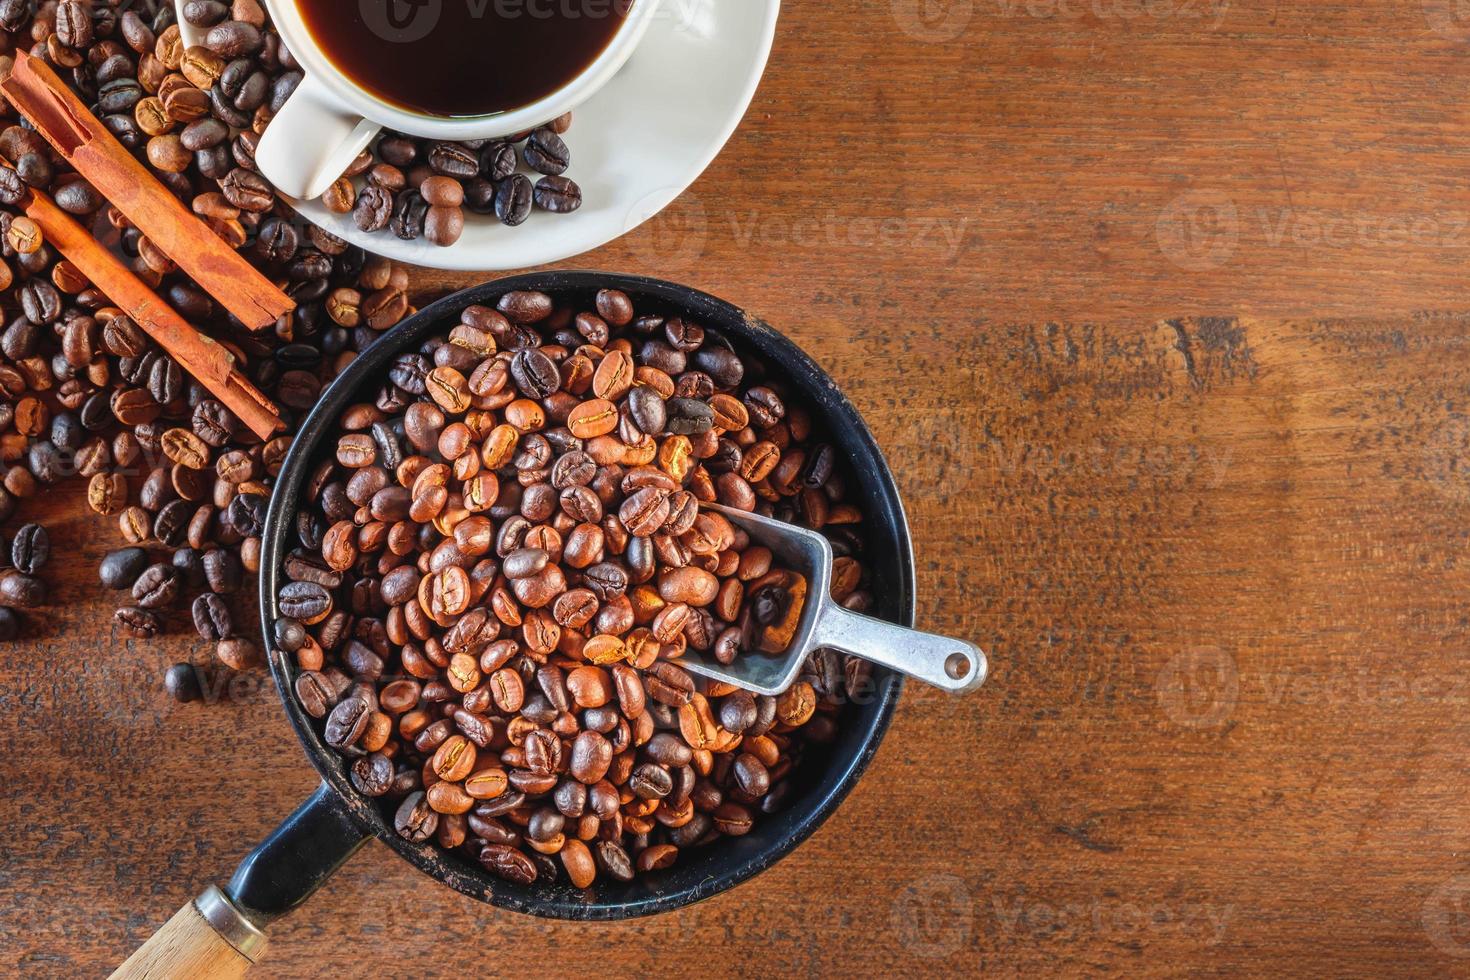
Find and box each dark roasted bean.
[115,605,160,638]
[100,548,149,589]
[533,176,582,213]
[165,663,203,703]
[10,524,47,574]
[192,593,233,641]
[132,563,180,608]
[494,174,532,226]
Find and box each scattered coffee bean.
[100,547,149,589]
[10,523,47,574]
[165,662,203,703]
[192,593,233,641]
[114,605,161,638]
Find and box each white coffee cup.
[253,0,662,200]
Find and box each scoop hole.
[944,652,970,680]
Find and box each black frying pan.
[113,272,913,978]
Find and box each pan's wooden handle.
[111,886,267,980]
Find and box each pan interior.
[259,271,912,919]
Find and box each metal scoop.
[676,504,989,696]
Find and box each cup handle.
[256,74,379,201]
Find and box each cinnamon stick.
[5,162,285,440]
[1,50,293,332]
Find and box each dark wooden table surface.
[7,1,1470,975]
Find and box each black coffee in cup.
[296,0,632,118]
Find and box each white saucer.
[275,0,779,272]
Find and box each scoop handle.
[811,601,989,693]
[111,886,264,980]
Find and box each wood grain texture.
[4,1,1470,976]
[110,899,255,980]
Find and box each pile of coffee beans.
[0,0,423,695]
[279,286,879,888]
[176,1,584,247]
[349,121,581,246]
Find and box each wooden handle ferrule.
[110,886,267,980]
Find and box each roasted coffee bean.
[325,692,371,748]
[595,840,635,882]
[533,176,581,213]
[480,141,517,180]
[719,691,759,733]
[192,593,233,641]
[132,563,180,608]
[279,580,331,621]
[354,183,394,232]
[667,398,715,436]
[494,174,532,226]
[100,547,149,589]
[295,671,335,718]
[511,348,560,398]
[10,524,47,574]
[275,616,307,652]
[206,20,262,57]
[165,663,203,703]
[0,571,45,608]
[173,548,207,590]
[226,492,268,536]
[351,753,395,797]
[395,791,438,842]
[391,190,428,240]
[0,167,24,206]
[115,605,160,638]
[154,499,193,547]
[480,843,537,884]
[523,128,570,175]
[221,166,273,211]
[428,142,478,179]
